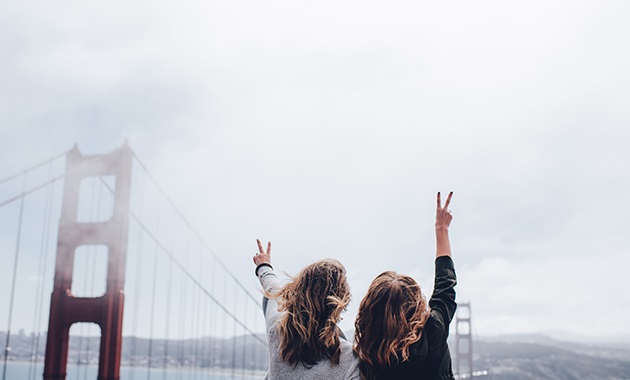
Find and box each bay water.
[3,362,264,380]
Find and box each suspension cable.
[200,290,208,379]
[176,231,190,380]
[2,174,27,380]
[195,252,204,380]
[222,273,229,373]
[146,203,161,380]
[162,213,175,380]
[129,168,146,380]
[0,150,112,210]
[27,162,54,380]
[131,209,266,345]
[192,254,201,380]
[132,154,262,307]
[243,293,248,375]
[231,286,238,378]
[97,177,267,345]
[0,173,65,209]
[30,174,57,380]
[209,255,217,378]
[0,150,66,186]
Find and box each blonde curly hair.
[267,258,351,367]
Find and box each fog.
[1,0,629,343]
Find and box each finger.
[437,192,441,209]
[267,241,272,255]
[443,191,453,210]
[257,239,265,254]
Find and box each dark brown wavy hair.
[267,258,351,368]
[353,271,430,380]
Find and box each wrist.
[435,226,450,234]
[255,262,273,276]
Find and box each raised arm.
[253,239,282,325]
[253,238,277,294]
[430,192,457,329]
[435,191,453,258]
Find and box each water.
[3,362,265,380]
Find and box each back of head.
[353,271,429,379]
[273,258,351,367]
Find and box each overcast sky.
[1,0,629,343]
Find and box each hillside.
[3,331,630,378]
[457,335,630,380]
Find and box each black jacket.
[371,256,457,380]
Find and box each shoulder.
[338,340,361,379]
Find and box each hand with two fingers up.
[435,191,453,231]
[253,238,272,266]
[435,191,454,258]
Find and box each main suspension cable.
[97,176,267,346]
[27,162,54,380]
[129,168,146,380]
[132,154,262,307]
[146,202,161,380]
[2,174,27,380]
[162,213,175,380]
[30,173,57,380]
[128,210,266,345]
[0,150,66,186]
[0,150,111,210]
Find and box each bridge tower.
[455,302,473,378]
[44,144,132,380]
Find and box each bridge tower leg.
[43,144,133,380]
[455,302,473,378]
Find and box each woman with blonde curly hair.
[354,192,458,380]
[253,239,360,380]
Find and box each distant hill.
[454,334,630,380]
[0,331,268,371]
[3,330,630,379]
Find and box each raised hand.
[253,238,272,266]
[435,191,453,231]
[435,192,453,258]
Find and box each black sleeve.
[428,256,457,333]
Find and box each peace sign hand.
[253,239,272,266]
[435,191,453,231]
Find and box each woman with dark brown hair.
[354,192,457,380]
[253,240,360,380]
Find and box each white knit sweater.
[256,265,360,380]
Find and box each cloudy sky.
[1,0,629,343]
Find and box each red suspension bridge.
[0,144,268,380]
